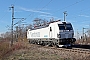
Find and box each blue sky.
[0,0,90,37]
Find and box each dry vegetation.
[0,41,10,59]
[0,40,90,60]
[75,37,90,44]
[0,40,26,60]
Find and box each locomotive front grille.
[61,34,72,39]
[61,34,65,38]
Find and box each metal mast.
[9,5,25,46]
[9,5,14,46]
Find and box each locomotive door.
[49,27,52,38]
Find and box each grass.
[0,41,10,59]
[0,40,26,60]
[0,40,89,60]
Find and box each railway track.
[30,43,90,55]
[51,47,90,54]
[57,48,90,54]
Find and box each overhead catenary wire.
[0,12,8,21]
[66,4,90,20]
[31,0,52,20]
[54,0,84,13]
[28,0,44,20]
[25,0,43,19]
[0,0,86,25]
[28,0,84,21]
[25,0,52,20]
[52,0,87,22]
[39,0,52,11]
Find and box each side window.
[50,27,52,31]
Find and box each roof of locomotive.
[29,20,71,30]
[49,20,71,25]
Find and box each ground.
[0,41,90,60]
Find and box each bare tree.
[27,24,33,29]
[0,33,5,38]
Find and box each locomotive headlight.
[57,34,61,38]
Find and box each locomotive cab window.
[58,24,73,30]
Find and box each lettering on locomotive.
[30,32,40,37]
